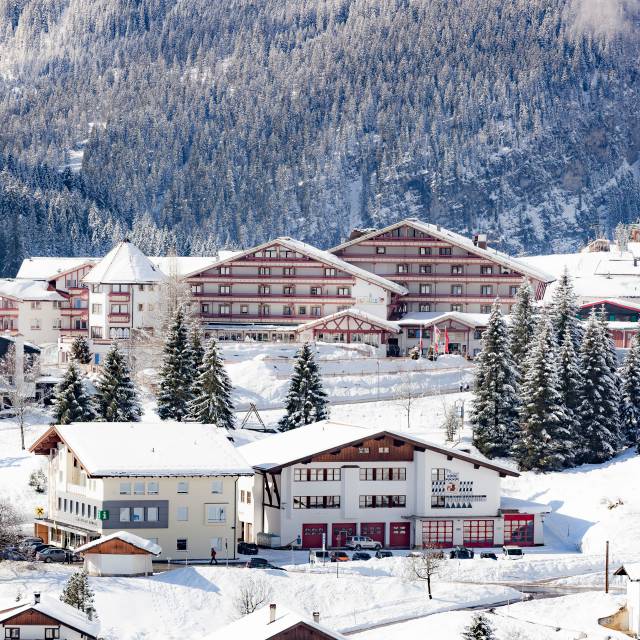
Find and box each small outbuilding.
[610,563,640,636]
[76,530,161,577]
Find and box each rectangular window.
[283,286,294,295]
[258,267,271,275]
[57,497,62,511]
[260,305,270,316]
[298,306,306,315]
[480,266,493,275]
[219,304,231,315]
[451,304,463,312]
[311,306,321,317]
[134,481,145,495]
[219,285,231,295]
[379,447,390,454]
[119,482,131,495]
[439,247,452,256]
[376,246,386,254]
[220,266,231,275]
[206,504,227,523]
[396,264,409,274]
[176,506,189,521]
[310,287,322,296]
[325,468,341,481]
[211,480,223,494]
[359,468,375,481]
[419,303,431,312]
[419,284,432,294]
[5,630,20,639]
[147,481,159,495]
[52,318,62,330]
[177,481,189,494]
[112,284,129,293]
[451,265,464,275]
[191,284,202,294]
[45,628,60,638]
[283,305,293,316]
[480,305,492,314]
[358,447,370,454]
[431,496,446,508]
[119,507,131,522]
[110,304,128,314]
[481,285,493,296]
[451,285,463,296]
[264,249,277,258]
[509,286,519,297]
[30,318,41,330]
[30,301,42,310]
[359,495,406,508]
[240,490,245,502]
[201,303,210,314]
[132,507,145,522]
[137,303,144,312]
[246,492,252,504]
[337,287,351,296]
[419,247,431,255]
[147,507,159,522]
[474,329,484,339]
[293,496,340,509]
[91,303,102,314]
[419,265,432,274]
[240,305,249,314]
[176,538,187,551]
[325,268,336,277]
[283,267,295,276]
[258,285,270,295]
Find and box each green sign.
[98,510,109,521]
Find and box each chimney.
[33,593,40,604]
[475,233,488,249]
[313,612,320,624]
[269,603,276,624]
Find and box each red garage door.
[504,514,534,546]
[463,519,495,547]
[389,522,410,548]
[422,520,453,548]
[302,524,327,549]
[332,523,356,548]
[361,522,385,546]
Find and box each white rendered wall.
[84,553,152,576]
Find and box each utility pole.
[605,540,609,593]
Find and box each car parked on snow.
[345,536,382,551]
[352,552,371,561]
[449,546,474,559]
[237,541,259,555]
[28,543,54,557]
[36,548,67,563]
[308,549,331,564]
[375,550,393,559]
[503,545,524,559]
[330,551,349,562]
[245,557,285,570]
[480,552,498,560]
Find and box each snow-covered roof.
[579,298,640,313]
[208,605,347,640]
[396,311,491,328]
[83,240,166,284]
[614,563,640,581]
[0,595,99,638]
[238,420,518,476]
[295,308,401,333]
[500,496,552,515]
[16,256,98,280]
[185,237,408,295]
[331,218,555,284]
[0,278,66,302]
[151,256,219,278]
[76,531,162,555]
[30,422,253,477]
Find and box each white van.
[309,549,331,564]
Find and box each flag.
[444,328,449,354]
[433,326,441,354]
[418,325,424,353]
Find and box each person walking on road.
[209,546,218,565]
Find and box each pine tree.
[189,338,235,428]
[52,361,95,425]
[60,570,97,620]
[620,330,640,449]
[509,280,536,377]
[186,321,205,398]
[577,311,621,464]
[278,343,329,431]
[157,307,192,421]
[515,316,572,471]
[462,613,495,640]
[557,325,582,462]
[70,336,92,365]
[94,343,141,422]
[550,268,582,350]
[471,301,520,458]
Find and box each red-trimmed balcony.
[193,293,354,303]
[59,328,88,337]
[107,313,131,324]
[0,307,19,317]
[108,291,131,301]
[68,286,89,297]
[61,307,89,317]
[375,273,524,283]
[402,293,516,304]
[348,237,446,245]
[198,313,320,324]
[188,274,355,283]
[336,254,512,265]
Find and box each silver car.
[345,536,382,551]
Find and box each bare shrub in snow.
[403,546,444,600]
[0,500,23,548]
[441,402,459,443]
[233,574,274,616]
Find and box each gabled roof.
[208,605,347,640]
[30,422,253,477]
[579,298,640,313]
[16,257,98,281]
[83,240,166,284]
[184,237,408,295]
[614,563,640,581]
[395,311,491,328]
[0,279,66,302]
[295,308,401,333]
[76,531,162,555]
[0,595,99,638]
[330,218,555,284]
[237,420,518,476]
[150,256,220,278]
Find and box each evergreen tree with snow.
[156,307,192,421]
[550,267,582,350]
[557,325,583,460]
[94,343,141,422]
[278,343,329,431]
[620,330,640,449]
[189,338,235,429]
[514,316,572,471]
[60,570,97,620]
[462,613,495,640]
[52,361,96,425]
[70,336,92,365]
[471,301,520,458]
[186,321,205,396]
[509,279,536,377]
[577,311,621,464]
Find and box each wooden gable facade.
[81,538,152,555]
[268,623,344,640]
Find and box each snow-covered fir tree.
[278,343,329,431]
[620,330,640,449]
[187,321,205,384]
[94,343,141,422]
[514,316,572,471]
[557,325,583,459]
[471,301,520,458]
[577,311,621,464]
[156,307,192,421]
[52,361,95,425]
[550,267,582,350]
[509,280,536,377]
[189,338,235,429]
[70,336,92,365]
[462,613,495,640]
[60,570,97,620]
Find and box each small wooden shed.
[76,531,161,577]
